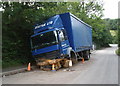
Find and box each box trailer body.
[31,13,92,63]
[60,13,92,52]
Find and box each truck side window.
[61,29,67,40]
[59,29,67,42]
[59,30,65,41]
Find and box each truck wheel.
[71,52,78,64]
[84,51,90,60]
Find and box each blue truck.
[31,13,92,69]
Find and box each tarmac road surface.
[2,44,118,84]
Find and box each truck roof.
[68,13,92,28]
[33,12,92,34]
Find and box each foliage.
[118,19,120,47]
[104,18,118,44]
[104,18,118,30]
[110,30,117,37]
[110,30,118,44]
[2,1,113,68]
[118,19,120,56]
[116,49,120,56]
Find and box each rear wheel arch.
[70,51,78,64]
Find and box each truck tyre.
[84,50,90,60]
[71,52,78,64]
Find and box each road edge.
[1,66,37,77]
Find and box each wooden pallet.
[37,58,70,71]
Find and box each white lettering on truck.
[35,21,53,29]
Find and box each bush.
[116,48,120,56]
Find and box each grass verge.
[116,49,120,56]
[2,58,36,69]
[2,59,24,69]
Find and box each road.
[2,44,118,84]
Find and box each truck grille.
[34,50,60,62]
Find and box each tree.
[2,1,113,67]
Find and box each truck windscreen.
[31,31,58,49]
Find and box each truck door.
[58,29,70,56]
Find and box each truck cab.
[31,15,71,63]
[31,13,92,66]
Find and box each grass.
[2,61,22,69]
[110,30,118,44]
[2,57,35,69]
[116,49,120,56]
[110,30,118,37]
[2,58,28,69]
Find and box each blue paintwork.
[59,13,74,49]
[70,14,92,52]
[31,12,92,58]
[34,15,63,34]
[32,44,59,56]
[59,39,70,55]
[59,13,92,52]
[31,28,58,38]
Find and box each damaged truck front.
[30,13,92,70]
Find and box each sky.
[102,0,119,19]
